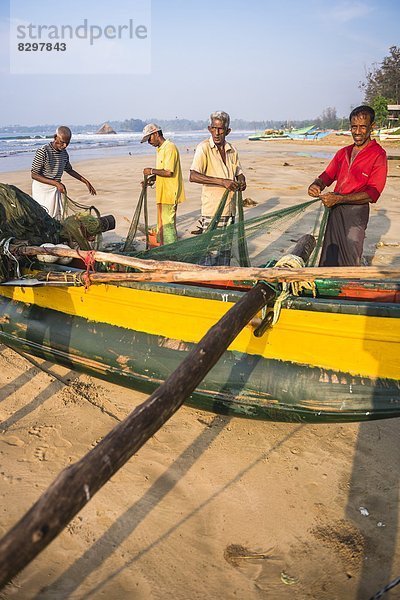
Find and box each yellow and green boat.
[0,275,399,423]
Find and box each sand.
[0,138,400,600]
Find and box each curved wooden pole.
[14,244,400,284]
[35,265,400,285]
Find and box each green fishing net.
[122,185,323,268]
[0,181,325,282]
[0,183,107,281]
[62,193,103,250]
[0,183,61,245]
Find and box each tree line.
[359,45,400,127]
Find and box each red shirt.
[319,139,387,203]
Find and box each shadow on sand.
[347,244,400,598]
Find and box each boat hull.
[0,280,399,422]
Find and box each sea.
[0,129,252,173]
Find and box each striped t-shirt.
[31,143,73,182]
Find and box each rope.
[259,254,316,328]
[77,250,96,290]
[369,576,400,599]
[0,237,21,278]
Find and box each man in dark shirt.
[31,126,96,219]
[308,105,387,266]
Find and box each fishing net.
[123,184,149,252]
[122,184,324,268]
[0,183,61,245]
[0,183,111,281]
[62,193,103,250]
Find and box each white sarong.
[32,180,63,220]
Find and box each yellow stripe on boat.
[1,283,399,380]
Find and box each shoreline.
[0,131,252,174]
[1,133,399,174]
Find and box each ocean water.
[0,130,251,173]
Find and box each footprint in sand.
[34,446,48,461]
[28,426,42,437]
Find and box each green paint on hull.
[0,295,399,423]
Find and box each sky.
[0,0,399,126]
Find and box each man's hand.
[85,180,97,195]
[55,181,66,194]
[142,174,156,188]
[320,192,342,208]
[308,182,322,197]
[143,167,153,176]
[222,178,239,191]
[237,174,247,191]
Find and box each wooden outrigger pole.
[36,266,400,285]
[12,243,400,284]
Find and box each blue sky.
[0,0,399,125]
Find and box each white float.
[37,243,58,264]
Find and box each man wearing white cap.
[141,124,185,245]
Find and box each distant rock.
[96,123,117,134]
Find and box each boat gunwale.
[4,266,400,319]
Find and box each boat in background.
[248,129,290,141]
[287,126,334,140]
[379,127,400,141]
[249,126,334,141]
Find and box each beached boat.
[248,129,291,141]
[379,133,400,141]
[0,274,399,423]
[287,126,334,140]
[249,126,334,141]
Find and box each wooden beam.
[14,244,203,272]
[14,242,400,284]
[35,266,400,285]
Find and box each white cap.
[141,123,161,143]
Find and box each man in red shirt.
[308,105,387,266]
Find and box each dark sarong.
[319,204,370,267]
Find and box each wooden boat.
[379,126,400,140]
[0,273,399,423]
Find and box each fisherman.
[189,110,246,265]
[308,105,387,266]
[141,123,185,245]
[31,126,96,220]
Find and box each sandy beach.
[1,138,400,599]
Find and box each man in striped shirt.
[31,126,96,219]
